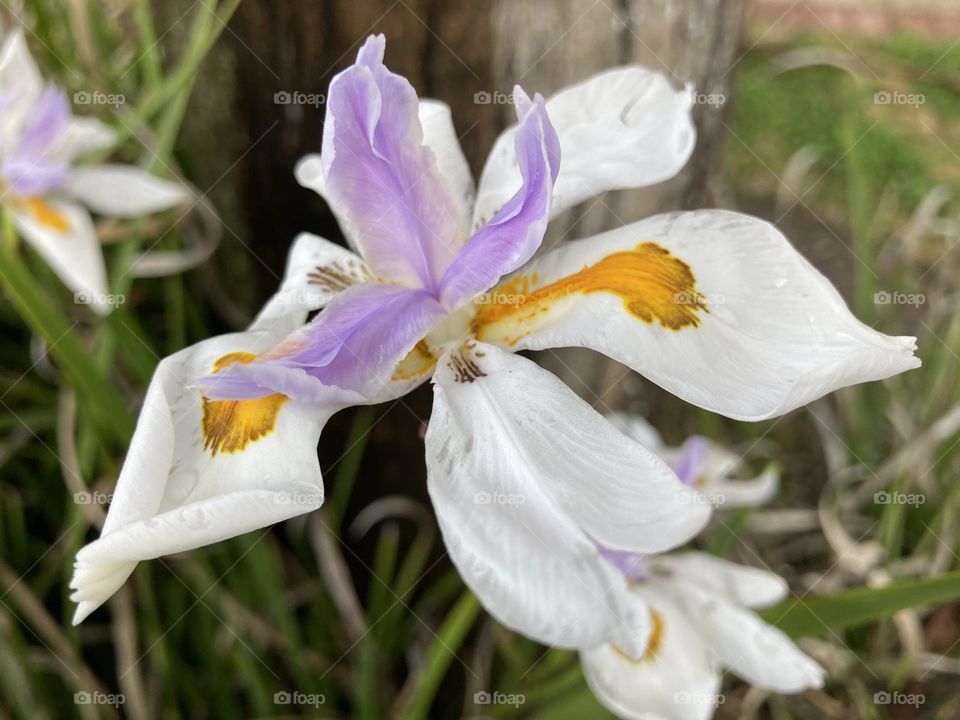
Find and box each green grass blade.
[762,571,960,638]
[396,591,480,720]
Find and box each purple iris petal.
[437,89,560,310]
[196,36,563,405]
[672,436,709,487]
[597,545,650,581]
[2,86,71,195]
[320,35,464,291]
[197,283,446,404]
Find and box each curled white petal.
[674,577,825,693]
[581,584,721,720]
[9,199,110,314]
[251,232,371,334]
[64,165,190,217]
[426,342,708,654]
[419,99,474,235]
[483,210,918,420]
[70,239,344,623]
[474,65,695,225]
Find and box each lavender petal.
[437,89,560,310]
[320,35,464,291]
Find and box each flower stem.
[0,227,133,445]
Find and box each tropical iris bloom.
[584,419,822,720]
[72,32,917,659]
[582,552,823,720]
[0,31,188,313]
[608,412,780,508]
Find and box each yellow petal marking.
[613,609,665,663]
[24,198,70,232]
[201,352,288,456]
[392,340,438,381]
[472,242,708,346]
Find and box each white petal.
[64,165,189,217]
[54,116,116,160]
[250,232,372,335]
[606,411,664,451]
[657,552,788,609]
[708,466,780,508]
[474,66,694,225]
[476,210,919,421]
[418,99,474,234]
[10,199,110,314]
[294,153,325,195]
[425,343,709,653]
[0,31,43,147]
[581,585,722,720]
[70,330,334,624]
[69,239,348,623]
[674,578,825,693]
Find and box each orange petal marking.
[472,242,708,346]
[24,198,70,232]
[201,352,288,456]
